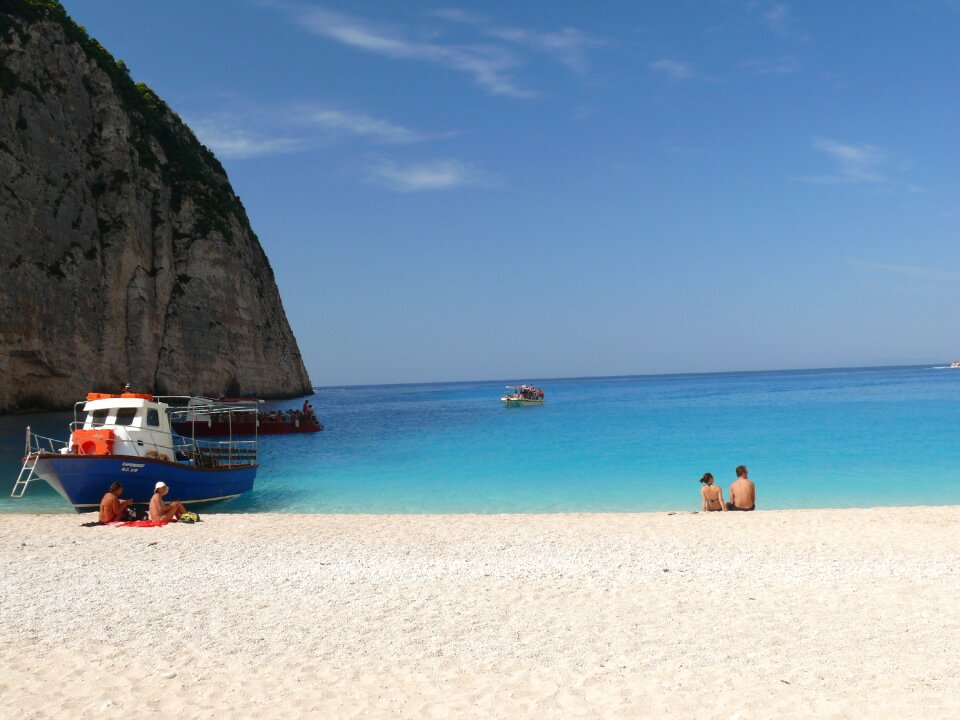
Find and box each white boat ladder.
[11,427,40,498]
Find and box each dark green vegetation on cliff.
[0,0,312,411]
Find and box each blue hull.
[33,455,257,512]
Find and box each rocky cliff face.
[0,1,312,411]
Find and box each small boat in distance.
[951,361,960,368]
[12,392,258,512]
[501,385,545,407]
[171,397,323,436]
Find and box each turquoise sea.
[2,365,959,513]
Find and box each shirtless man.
[149,482,187,522]
[727,465,756,511]
[98,482,132,523]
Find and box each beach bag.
[178,511,200,524]
[122,506,149,521]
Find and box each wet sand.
[2,507,958,719]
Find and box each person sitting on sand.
[99,481,133,523]
[699,473,726,512]
[149,481,187,522]
[726,465,756,511]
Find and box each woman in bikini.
[699,473,727,512]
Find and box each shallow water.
[2,365,959,513]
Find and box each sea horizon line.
[313,361,942,392]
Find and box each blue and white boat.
[11,392,258,512]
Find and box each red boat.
[170,398,323,437]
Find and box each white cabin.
[72,394,174,458]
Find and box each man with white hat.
[149,481,187,522]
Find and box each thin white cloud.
[428,8,486,25]
[273,6,606,97]
[187,101,489,191]
[848,259,958,282]
[298,108,428,144]
[661,141,702,156]
[763,3,791,32]
[648,59,696,80]
[748,0,811,41]
[486,26,605,74]
[796,139,925,193]
[740,55,801,76]
[188,119,300,159]
[800,138,887,184]
[185,103,443,160]
[368,158,491,192]
[289,6,535,98]
[428,7,606,73]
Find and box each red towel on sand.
[118,520,170,528]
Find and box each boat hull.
[501,398,544,407]
[32,454,257,512]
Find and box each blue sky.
[62,0,959,385]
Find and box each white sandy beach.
[2,507,959,719]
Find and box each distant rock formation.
[0,1,312,411]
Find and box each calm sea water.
[2,365,959,514]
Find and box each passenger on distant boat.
[99,481,133,523]
[500,384,545,406]
[149,481,187,522]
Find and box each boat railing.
[25,427,71,456]
[161,396,261,447]
[67,419,177,460]
[158,396,261,420]
[155,395,263,406]
[170,433,258,468]
[11,428,70,498]
[62,420,257,467]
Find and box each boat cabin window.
[146,408,160,427]
[114,408,137,426]
[89,409,109,426]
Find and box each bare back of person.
[99,493,121,523]
[99,484,131,523]
[148,493,164,521]
[149,483,186,522]
[702,485,724,511]
[728,477,756,510]
[698,473,726,512]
